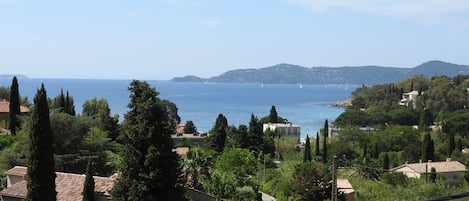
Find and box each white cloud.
[290,0,469,23]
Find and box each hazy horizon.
[1,0,468,80]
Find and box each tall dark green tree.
[315,132,320,156]
[303,135,312,162]
[382,152,390,170]
[209,114,228,152]
[65,91,76,115]
[269,105,278,123]
[82,159,95,201]
[184,120,197,134]
[448,133,455,157]
[8,76,20,135]
[111,80,184,201]
[247,113,263,154]
[422,132,434,162]
[26,84,57,201]
[322,119,328,163]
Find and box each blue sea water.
[0,77,358,139]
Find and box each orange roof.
[1,166,115,200]
[0,100,30,113]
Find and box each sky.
[1,0,469,80]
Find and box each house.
[0,166,116,201]
[0,99,31,120]
[337,179,355,201]
[391,160,466,182]
[263,123,300,139]
[399,90,420,108]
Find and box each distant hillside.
[171,61,469,85]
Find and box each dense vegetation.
[2,74,469,200]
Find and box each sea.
[0,77,358,139]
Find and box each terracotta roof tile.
[1,166,115,201]
[393,161,466,173]
[0,100,31,113]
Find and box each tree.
[111,80,184,201]
[9,76,21,135]
[382,152,390,170]
[315,132,320,156]
[292,162,333,201]
[269,105,278,123]
[208,114,228,152]
[184,120,197,134]
[247,114,263,154]
[26,84,57,201]
[422,132,434,162]
[322,119,328,164]
[303,135,312,162]
[430,167,437,183]
[82,98,119,140]
[82,159,95,201]
[65,91,76,115]
[448,133,455,157]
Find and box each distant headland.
[171,60,469,85]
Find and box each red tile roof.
[0,100,31,113]
[1,166,115,201]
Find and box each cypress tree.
[315,132,320,156]
[448,133,455,157]
[65,91,75,115]
[26,84,56,201]
[8,76,20,135]
[269,105,278,123]
[382,152,390,170]
[422,133,434,161]
[430,167,437,183]
[373,143,379,159]
[303,135,312,162]
[322,119,328,164]
[82,159,95,201]
[111,80,184,201]
[59,89,65,110]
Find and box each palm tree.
[182,148,211,190]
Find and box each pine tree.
[322,119,328,164]
[111,80,184,201]
[82,159,95,201]
[26,84,57,201]
[315,132,320,156]
[303,135,312,162]
[8,76,20,135]
[269,105,278,123]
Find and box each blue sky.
[1,0,469,80]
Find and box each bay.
[0,77,358,139]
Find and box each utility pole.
[332,155,338,201]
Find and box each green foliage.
[334,110,373,127]
[82,159,95,201]
[214,148,256,181]
[9,76,20,135]
[203,170,238,199]
[82,98,119,140]
[26,84,57,201]
[322,119,328,164]
[381,172,408,186]
[303,135,311,162]
[247,114,263,154]
[422,132,434,162]
[269,105,279,123]
[182,148,212,190]
[292,162,332,201]
[183,120,197,134]
[111,80,184,201]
